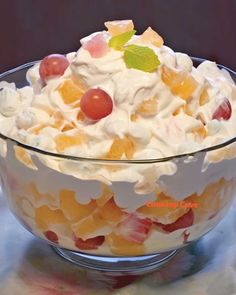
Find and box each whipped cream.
[0,27,235,203]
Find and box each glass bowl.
[0,58,236,276]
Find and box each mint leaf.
[109,30,136,51]
[124,45,160,72]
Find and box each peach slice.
[35,205,68,230]
[58,79,84,105]
[106,232,144,255]
[137,97,158,116]
[106,137,135,160]
[141,27,164,47]
[104,20,134,36]
[161,65,198,100]
[55,131,84,152]
[60,189,96,222]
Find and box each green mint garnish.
[124,44,160,72]
[109,30,136,51]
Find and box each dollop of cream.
[0,87,20,117]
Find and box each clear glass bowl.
[0,58,236,275]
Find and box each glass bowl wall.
[0,59,236,274]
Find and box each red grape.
[39,54,69,82]
[80,88,113,120]
[44,230,59,243]
[212,97,232,121]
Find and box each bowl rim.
[0,57,236,164]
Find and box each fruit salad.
[0,20,236,256]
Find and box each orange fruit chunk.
[35,205,68,230]
[130,113,138,122]
[96,184,113,207]
[55,131,84,152]
[98,198,124,224]
[58,79,84,105]
[106,232,144,255]
[106,137,135,160]
[60,189,96,222]
[77,111,86,122]
[14,146,36,169]
[193,125,207,139]
[161,65,197,100]
[137,97,158,116]
[141,27,164,47]
[72,210,107,238]
[104,20,134,36]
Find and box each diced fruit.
[194,125,207,139]
[75,236,105,250]
[98,198,124,224]
[172,75,197,100]
[141,27,164,47]
[116,214,152,244]
[60,189,96,222]
[162,65,185,88]
[14,147,35,168]
[137,97,158,115]
[212,97,232,121]
[138,193,189,224]
[83,33,109,58]
[105,20,134,36]
[156,209,194,232]
[106,137,135,160]
[39,54,69,82]
[106,232,144,255]
[130,113,138,122]
[80,88,113,120]
[55,132,84,152]
[161,65,197,100]
[199,87,209,106]
[72,211,107,239]
[44,230,59,243]
[35,205,68,230]
[96,184,113,207]
[58,79,84,105]
[77,111,85,122]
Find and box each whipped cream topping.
[0,27,235,201]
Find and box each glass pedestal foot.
[52,246,177,275]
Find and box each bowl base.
[52,246,177,275]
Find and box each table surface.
[1,190,236,295]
